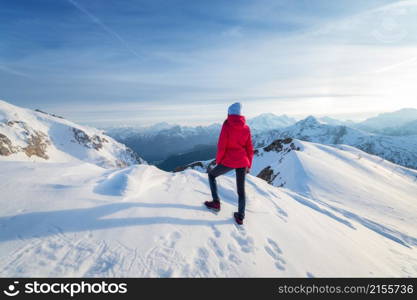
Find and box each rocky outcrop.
[263,138,300,153]
[174,159,216,173]
[254,138,302,187]
[6,120,25,127]
[0,133,17,156]
[256,166,278,184]
[72,128,109,151]
[0,121,50,159]
[174,161,204,172]
[35,109,64,119]
[23,131,50,159]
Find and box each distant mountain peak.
[296,115,320,127]
[359,107,417,130]
[248,113,296,131]
[386,107,417,114]
[253,112,279,118]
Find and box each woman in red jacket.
[205,102,254,225]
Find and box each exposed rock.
[263,138,296,152]
[72,128,108,151]
[125,148,142,164]
[255,138,301,187]
[23,131,50,159]
[115,160,129,168]
[256,166,278,184]
[174,161,204,172]
[7,120,24,127]
[1,123,50,159]
[0,133,17,156]
[174,159,216,173]
[35,109,64,119]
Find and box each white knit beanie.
[228,102,242,115]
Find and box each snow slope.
[254,116,417,170]
[0,101,416,277]
[176,137,417,254]
[1,142,416,277]
[0,100,145,168]
[251,139,417,248]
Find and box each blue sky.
[1,0,417,126]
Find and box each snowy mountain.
[318,116,355,127]
[373,119,417,136]
[104,122,175,140]
[356,108,417,131]
[247,113,296,132]
[0,100,145,168]
[109,124,221,163]
[157,144,217,171]
[1,136,416,277]
[104,114,297,163]
[253,116,417,170]
[105,114,296,143]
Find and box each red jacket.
[216,115,254,169]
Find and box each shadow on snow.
[0,202,232,243]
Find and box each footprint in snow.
[167,231,181,247]
[208,237,224,258]
[210,225,221,238]
[144,231,184,277]
[227,244,242,265]
[193,247,210,276]
[264,238,286,271]
[231,230,255,253]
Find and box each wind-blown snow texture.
[0,100,145,168]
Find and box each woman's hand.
[246,167,250,174]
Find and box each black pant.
[208,164,246,219]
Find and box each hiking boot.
[234,212,244,225]
[204,200,221,212]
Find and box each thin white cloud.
[373,56,417,73]
[0,64,30,78]
[66,0,141,59]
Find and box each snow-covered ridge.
[253,116,417,170]
[176,137,417,249]
[0,100,145,168]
